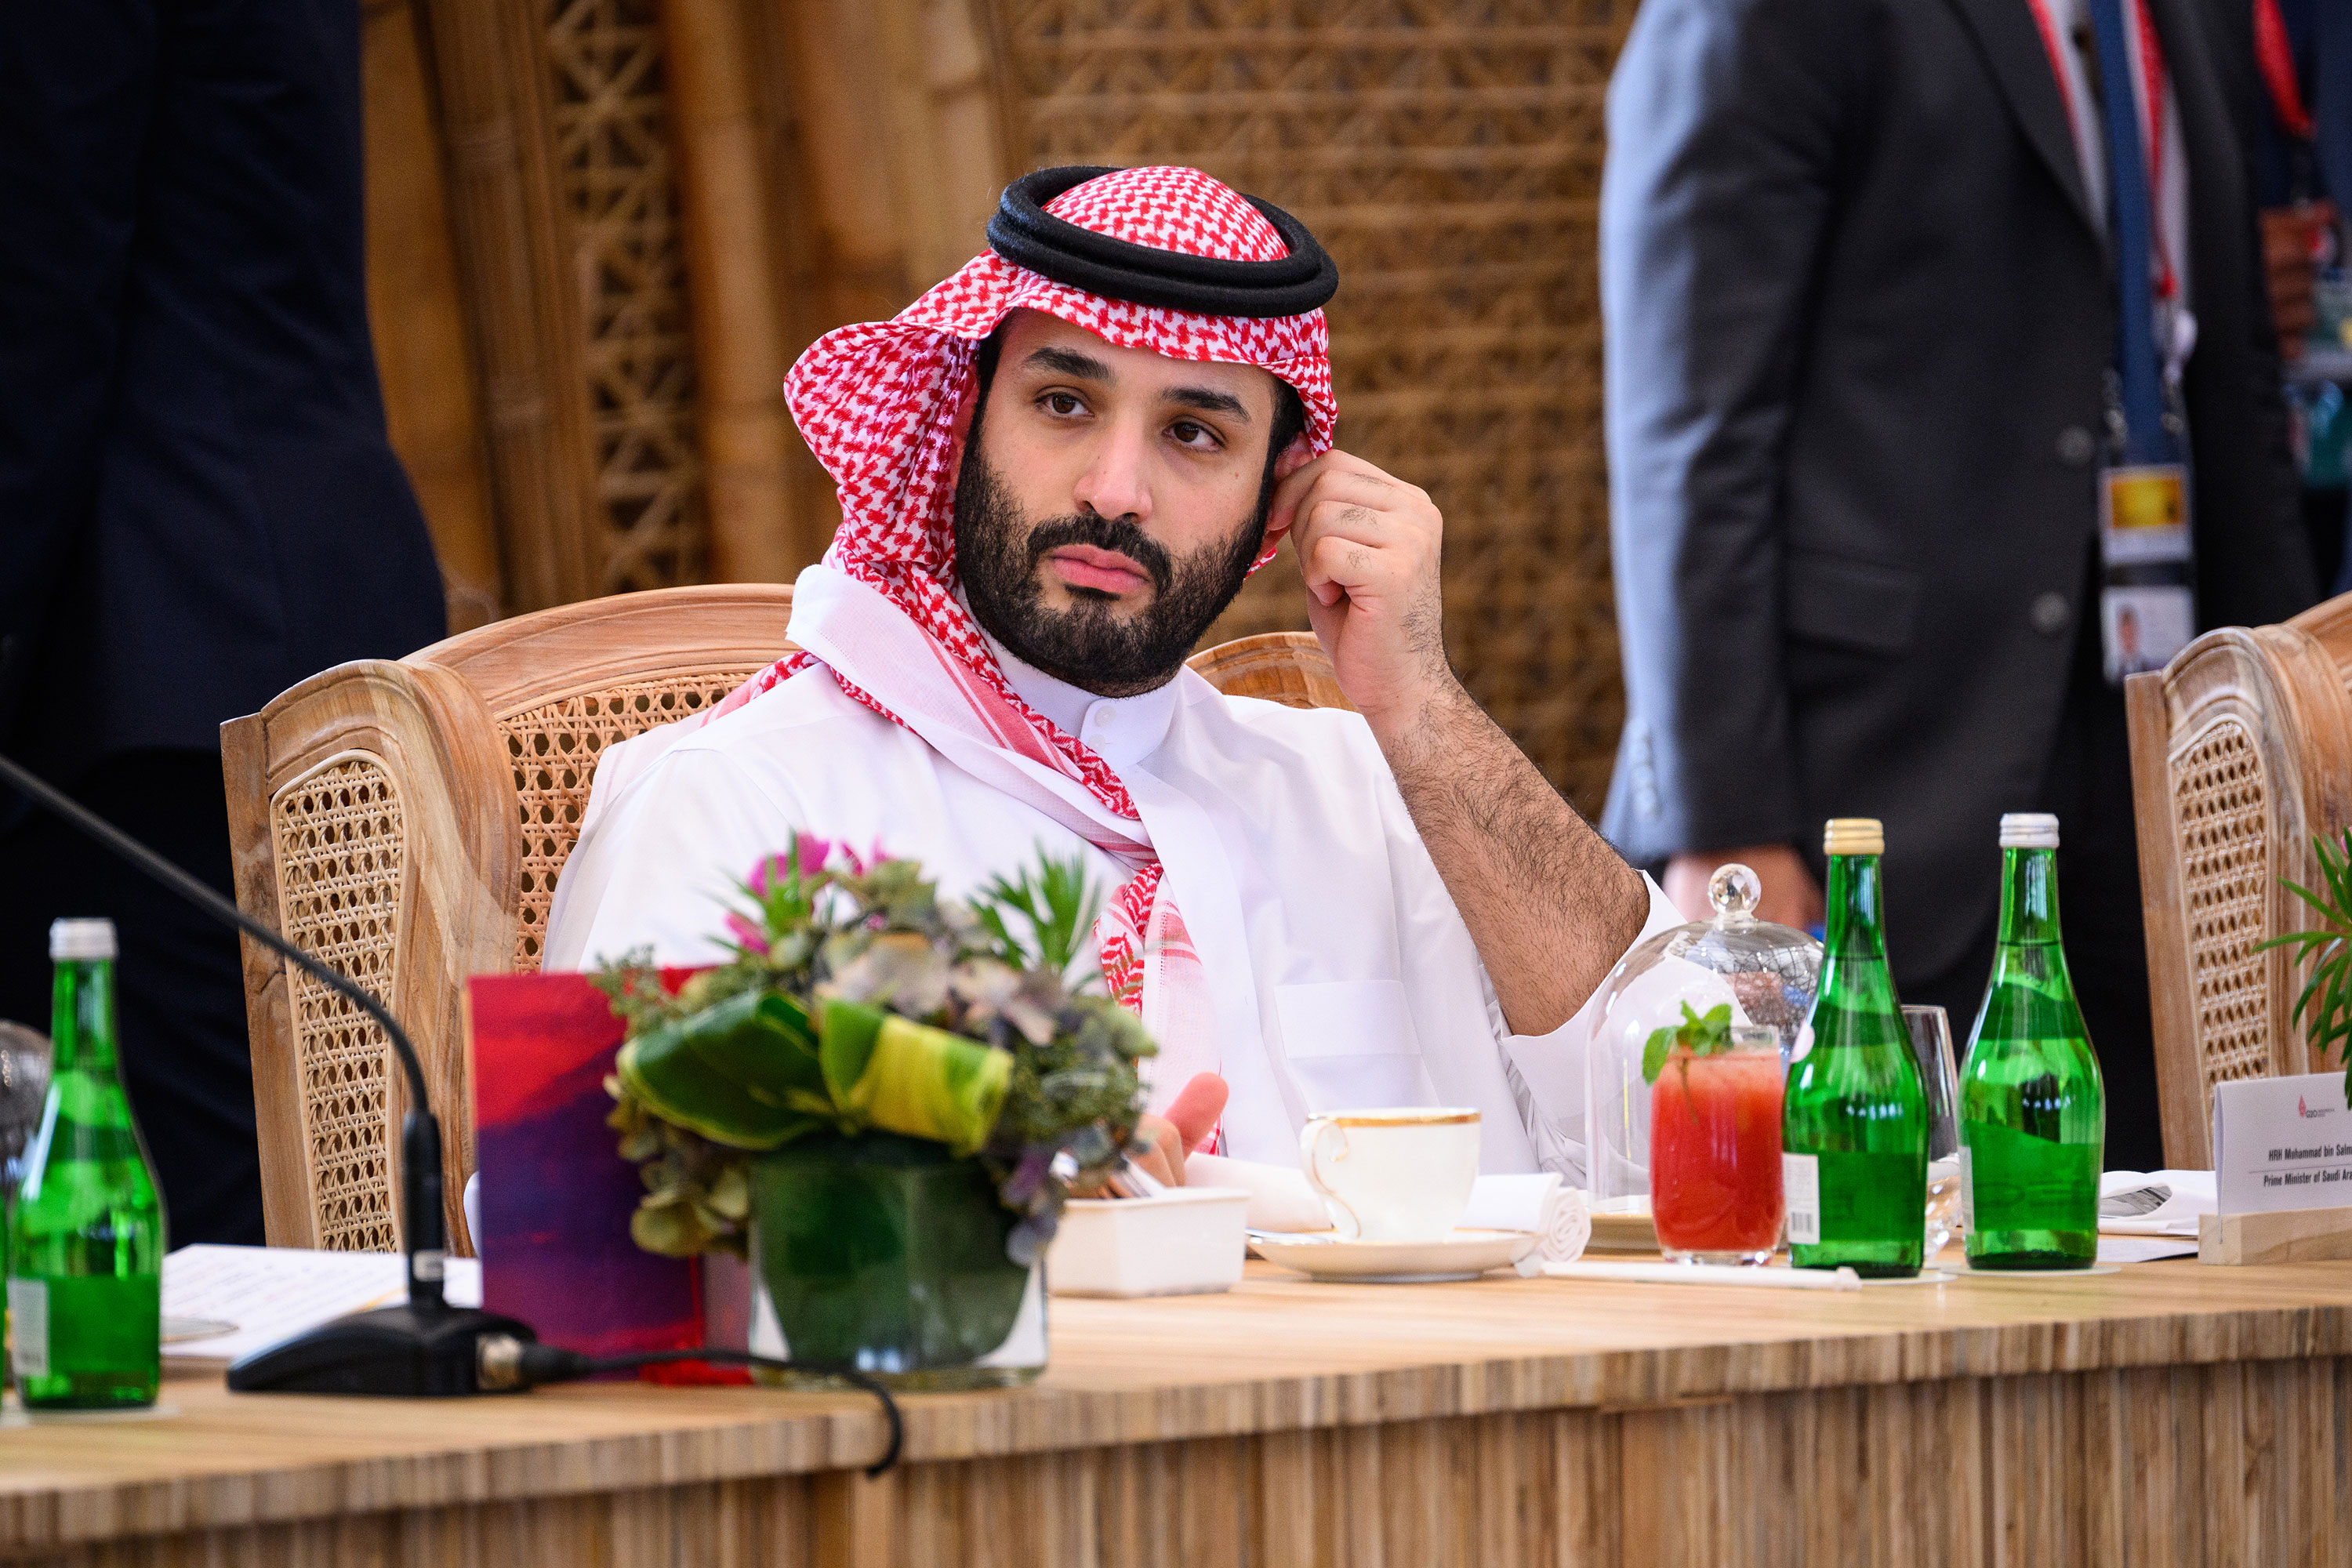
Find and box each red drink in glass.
[1650,1040,1786,1262]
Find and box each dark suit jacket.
[1599,0,2315,980]
[0,0,446,791]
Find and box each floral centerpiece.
[593,833,1153,1388]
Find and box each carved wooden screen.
[985,0,1636,808]
[546,0,711,593]
[381,0,1632,802]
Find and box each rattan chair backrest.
[2128,599,2352,1167]
[224,585,798,1254]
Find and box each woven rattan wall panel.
[988,0,1633,808]
[269,754,408,1253]
[503,670,766,970]
[546,0,710,593]
[2174,717,2274,1130]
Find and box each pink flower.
[792,833,840,876]
[724,911,771,956]
[746,840,826,897]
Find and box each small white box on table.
[1047,1187,1250,1297]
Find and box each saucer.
[1249,1227,1537,1283]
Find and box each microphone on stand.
[0,750,907,1463]
[0,748,532,1394]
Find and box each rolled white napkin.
[1461,1172,1591,1264]
[1186,1153,1592,1263]
[1186,1152,1325,1229]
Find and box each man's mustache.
[1023,513,1174,596]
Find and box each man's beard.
[953,445,1267,697]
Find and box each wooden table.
[7,1256,2352,1567]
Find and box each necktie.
[2085,0,2177,463]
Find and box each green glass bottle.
[1959,814,2104,1269]
[1783,818,1929,1277]
[8,919,165,1408]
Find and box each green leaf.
[616,1016,812,1150]
[671,991,824,1108]
[1641,1000,1741,1084]
[1641,1024,1674,1085]
[2267,829,2352,1079]
[820,998,1011,1155]
[970,844,1106,978]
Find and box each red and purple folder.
[467,971,713,1364]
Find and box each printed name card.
[2212,1072,2352,1215]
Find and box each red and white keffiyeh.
[695,166,1337,1105]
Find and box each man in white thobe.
[546,165,1675,1184]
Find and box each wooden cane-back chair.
[226,606,1345,1254]
[225,585,798,1253]
[2128,593,2352,1167]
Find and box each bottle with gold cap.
[1782,818,1929,1276]
[1958,813,2103,1269]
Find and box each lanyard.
[2023,0,2178,303]
[2253,0,2316,141]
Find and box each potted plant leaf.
[593,833,1153,1389]
[2259,827,2352,1098]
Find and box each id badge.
[2100,584,2192,681]
[2097,462,2194,681]
[2098,463,2190,565]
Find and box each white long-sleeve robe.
[543,626,1678,1180]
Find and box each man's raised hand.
[1267,449,1452,734]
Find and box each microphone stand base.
[226,1304,538,1397]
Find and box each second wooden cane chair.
[224,594,1346,1254]
[2128,592,2352,1167]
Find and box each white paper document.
[2212,1072,2352,1216]
[161,1244,482,1367]
[2096,1169,2216,1236]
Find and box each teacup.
[1298,1108,1480,1243]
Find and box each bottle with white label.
[1781,819,1929,1277]
[8,919,165,1407]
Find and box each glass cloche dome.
[1586,863,1822,1210]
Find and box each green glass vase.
[750,1133,1042,1390]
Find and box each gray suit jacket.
[1599,0,2314,979]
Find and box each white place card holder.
[2201,1073,2352,1265]
[2212,1072,2352,1214]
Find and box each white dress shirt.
[544,626,1679,1180]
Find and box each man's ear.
[944,362,985,489]
[1272,432,1314,485]
[1260,434,1317,547]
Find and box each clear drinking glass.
[1650,1025,1787,1265]
[0,1020,52,1200]
[1904,1005,1962,1258]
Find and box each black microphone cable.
[477,1338,905,1475]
